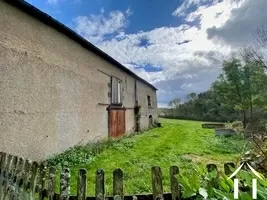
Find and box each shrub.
[243,109,267,176]
[232,121,243,129]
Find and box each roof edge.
[4,0,157,91]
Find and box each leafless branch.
[241,45,267,68]
[252,135,267,158]
[253,25,267,50]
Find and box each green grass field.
[57,118,248,195]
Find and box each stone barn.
[0,0,158,160]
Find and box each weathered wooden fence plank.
[2,154,13,200]
[15,157,24,184]
[20,159,32,200]
[30,162,39,200]
[224,162,235,176]
[10,156,18,180]
[170,166,181,200]
[77,169,87,200]
[48,167,56,200]
[206,164,217,173]
[0,152,7,200]
[8,156,18,200]
[113,169,123,200]
[206,164,219,189]
[0,152,3,167]
[23,160,32,191]
[60,168,70,200]
[38,164,46,200]
[151,166,164,200]
[95,169,105,200]
[13,157,25,200]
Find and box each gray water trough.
[215,128,237,137]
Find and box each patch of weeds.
[208,136,247,155]
[131,181,151,194]
[45,129,149,168]
[202,150,211,155]
[45,138,132,168]
[126,157,140,165]
[150,134,160,138]
[112,140,135,151]
[180,155,193,163]
[46,146,95,168]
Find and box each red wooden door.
[109,108,126,138]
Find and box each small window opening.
[149,115,153,127]
[111,77,122,105]
[147,95,151,107]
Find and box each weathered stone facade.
[0,0,158,160]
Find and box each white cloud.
[73,0,262,104]
[74,8,131,43]
[172,0,212,17]
[207,0,267,47]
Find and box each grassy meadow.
[53,118,248,195]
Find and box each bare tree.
[253,25,267,49]
[241,25,267,68]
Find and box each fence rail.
[0,152,235,200]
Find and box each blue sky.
[27,0,183,32]
[25,0,267,107]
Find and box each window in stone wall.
[111,77,122,105]
[147,95,151,107]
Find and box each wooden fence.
[0,152,236,200]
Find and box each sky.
[25,0,267,107]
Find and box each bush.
[243,109,267,176]
[245,117,267,138]
[231,121,243,129]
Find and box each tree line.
[159,26,267,126]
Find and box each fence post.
[77,169,87,200]
[170,166,181,200]
[23,160,32,191]
[21,159,32,200]
[13,157,25,200]
[29,162,39,200]
[206,164,219,188]
[113,169,123,200]
[95,169,105,200]
[224,162,235,176]
[15,157,24,184]
[10,156,18,180]
[152,166,164,200]
[206,164,217,173]
[48,167,56,200]
[0,152,2,168]
[0,152,7,200]
[38,163,46,200]
[8,156,18,199]
[60,168,70,200]
[3,154,13,200]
